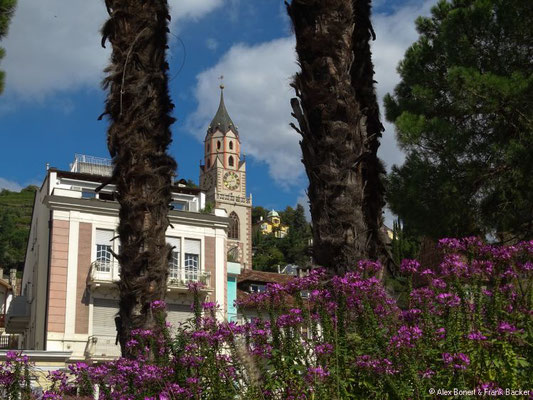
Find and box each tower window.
[217,140,221,150]
[207,143,210,152]
[229,141,233,150]
[207,158,211,168]
[229,212,239,239]
[228,156,234,167]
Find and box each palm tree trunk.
[287,0,388,275]
[101,0,176,357]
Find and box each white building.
[7,155,231,362]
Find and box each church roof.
[267,209,280,218]
[208,85,238,136]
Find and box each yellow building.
[255,210,289,238]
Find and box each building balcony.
[5,296,30,334]
[167,270,212,293]
[87,260,120,287]
[0,334,19,350]
[84,335,121,361]
[87,261,212,293]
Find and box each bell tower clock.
[199,85,252,269]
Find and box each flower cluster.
[1,238,531,399]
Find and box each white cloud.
[0,0,224,99]
[372,0,437,169]
[187,0,437,187]
[0,178,22,192]
[186,37,302,188]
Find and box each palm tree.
[0,0,17,94]
[100,0,176,356]
[287,0,389,275]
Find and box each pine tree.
[385,0,533,241]
[0,0,17,94]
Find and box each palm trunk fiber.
[287,0,388,275]
[101,0,176,357]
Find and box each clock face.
[223,172,240,191]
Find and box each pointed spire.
[208,84,238,136]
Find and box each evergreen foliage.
[384,0,533,241]
[0,0,17,94]
[252,204,311,272]
[0,186,36,271]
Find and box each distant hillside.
[0,186,37,272]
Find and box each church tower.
[200,85,253,269]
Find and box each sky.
[0,0,437,224]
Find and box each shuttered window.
[92,298,119,337]
[167,237,181,279]
[184,239,200,254]
[184,239,200,281]
[95,229,114,272]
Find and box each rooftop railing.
[70,154,113,177]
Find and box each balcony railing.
[84,335,121,360]
[167,270,211,292]
[87,260,121,286]
[88,261,211,292]
[0,334,18,350]
[215,193,251,205]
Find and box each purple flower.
[419,369,435,379]
[467,330,487,341]
[389,325,423,348]
[306,366,330,381]
[356,355,398,375]
[442,353,470,370]
[314,343,334,356]
[497,321,517,334]
[202,301,217,310]
[438,238,465,251]
[400,259,420,274]
[436,293,461,307]
[431,278,447,289]
[435,327,446,340]
[150,299,166,310]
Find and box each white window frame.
[166,237,203,283]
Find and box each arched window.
[228,156,234,167]
[229,212,239,239]
[217,140,221,150]
[207,143,210,152]
[229,141,233,150]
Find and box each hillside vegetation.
[0,186,37,271]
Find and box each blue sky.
[0,0,436,222]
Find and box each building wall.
[21,176,52,350]
[75,222,91,335]
[47,219,69,334]
[19,168,230,361]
